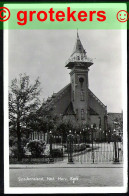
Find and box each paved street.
[10,166,123,187]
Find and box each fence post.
[113,133,119,163]
[91,125,94,164]
[113,122,120,163]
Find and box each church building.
[41,32,108,132]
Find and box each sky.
[8,29,123,113]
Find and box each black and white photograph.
[4,29,127,193]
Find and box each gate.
[71,127,123,164]
[47,127,123,164]
[72,141,123,163]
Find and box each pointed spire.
[71,30,86,56]
[65,31,93,69]
[77,28,79,39]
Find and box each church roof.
[41,84,71,113]
[64,102,75,115]
[56,83,70,96]
[88,89,107,109]
[107,113,123,121]
[41,82,107,117]
[88,107,99,115]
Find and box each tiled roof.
[41,84,107,115]
[107,113,123,121]
[88,89,107,109]
[41,83,71,112]
[88,107,99,115]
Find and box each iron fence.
[47,128,123,164]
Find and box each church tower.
[65,32,93,123]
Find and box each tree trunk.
[17,122,22,161]
[44,132,45,141]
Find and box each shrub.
[9,144,25,158]
[27,140,46,158]
[9,145,18,157]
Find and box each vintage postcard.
[3,2,128,194]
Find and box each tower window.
[79,77,84,88]
[79,77,84,83]
[80,91,85,101]
[81,109,85,120]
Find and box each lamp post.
[82,129,84,143]
[91,124,94,163]
[94,126,96,142]
[103,130,105,142]
[85,127,87,143]
[74,130,77,144]
[88,127,90,142]
[108,129,111,143]
[99,127,102,142]
[49,131,53,158]
[83,128,86,144]
[80,131,82,143]
[104,114,108,142]
[67,130,74,164]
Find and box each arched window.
[77,56,80,60]
[81,109,85,120]
[79,77,84,88]
[79,77,84,83]
[80,91,85,101]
